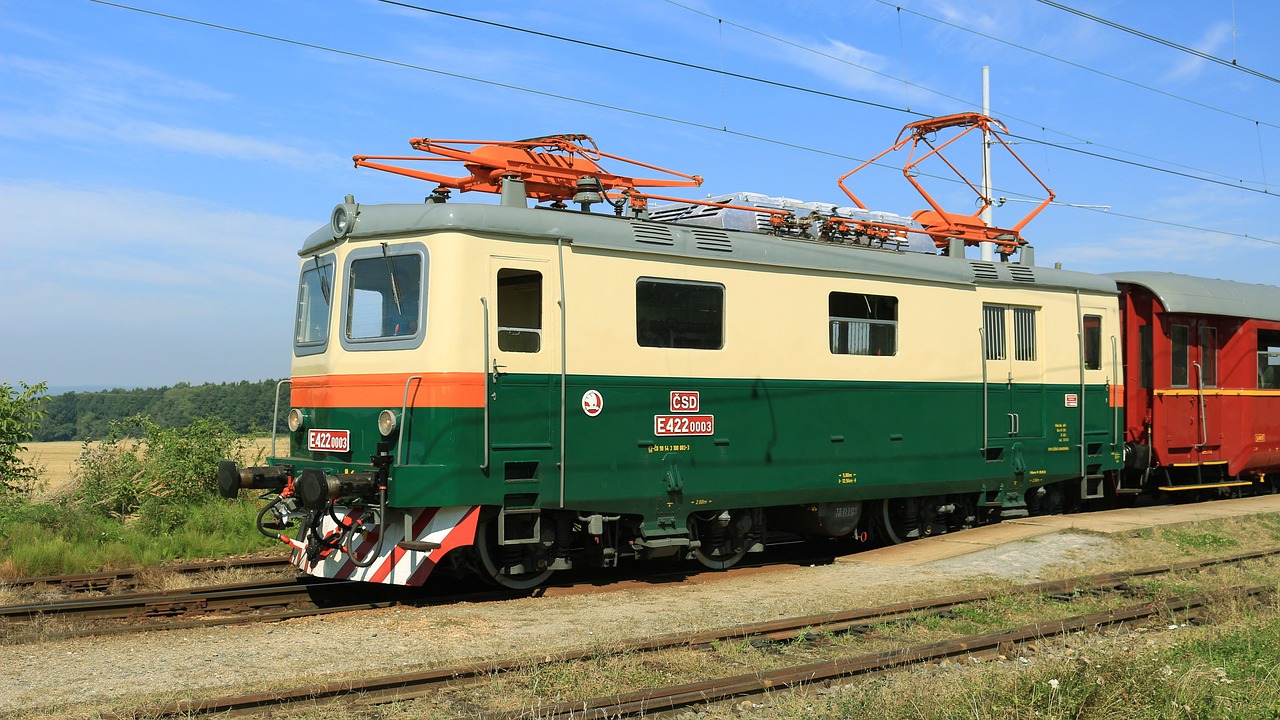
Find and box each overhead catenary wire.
[869,0,1280,133]
[1033,0,1280,85]
[664,0,1276,189]
[84,0,1280,247]
[378,0,1274,197]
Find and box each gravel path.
[1,531,1115,717]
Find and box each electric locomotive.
[218,118,1127,588]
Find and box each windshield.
[346,251,423,340]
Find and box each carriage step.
[1158,481,1252,492]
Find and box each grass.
[0,498,277,578]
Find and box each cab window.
[497,268,542,353]
[294,255,334,356]
[339,243,427,351]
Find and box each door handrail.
[1193,361,1208,449]
[270,378,291,457]
[481,297,490,472]
[396,375,421,466]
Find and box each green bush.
[0,381,49,496]
[71,414,262,528]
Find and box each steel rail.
[0,577,337,622]
[487,586,1272,720]
[110,547,1280,719]
[4,556,292,592]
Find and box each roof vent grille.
[1009,266,1036,283]
[969,261,1000,281]
[632,223,675,246]
[692,229,733,253]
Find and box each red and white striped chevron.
[292,505,480,585]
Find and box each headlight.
[287,408,306,432]
[331,195,358,239]
[377,409,398,436]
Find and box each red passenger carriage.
[1113,272,1280,496]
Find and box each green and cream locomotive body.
[221,186,1122,588]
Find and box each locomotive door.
[484,256,562,482]
[1079,307,1119,458]
[982,304,1045,447]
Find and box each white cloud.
[0,53,339,169]
[1162,22,1233,83]
[0,180,312,386]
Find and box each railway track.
[5,555,293,593]
[0,546,829,641]
[109,547,1280,719]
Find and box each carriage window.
[1139,325,1153,389]
[983,305,1006,361]
[295,256,333,354]
[829,292,897,356]
[497,269,542,353]
[1200,327,1217,388]
[636,278,724,349]
[1171,324,1189,388]
[1082,315,1101,370]
[346,251,422,341]
[1258,329,1280,389]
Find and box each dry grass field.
[17,437,276,497]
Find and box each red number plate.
[653,414,714,436]
[307,429,351,452]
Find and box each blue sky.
[3,0,1278,388]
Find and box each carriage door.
[485,257,561,486]
[983,304,1045,453]
[1165,318,1221,455]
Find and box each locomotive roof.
[1109,271,1280,323]
[302,200,1117,294]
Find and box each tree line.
[35,379,288,441]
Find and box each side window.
[1170,324,1189,388]
[1139,324,1152,389]
[294,256,334,355]
[829,292,897,356]
[1082,315,1102,370]
[1014,307,1038,362]
[1259,329,1280,389]
[1200,327,1217,387]
[497,269,542,353]
[983,305,1006,361]
[636,278,724,350]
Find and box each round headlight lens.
[287,408,305,432]
[331,205,350,237]
[377,409,398,436]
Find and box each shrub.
[71,414,263,530]
[0,380,49,496]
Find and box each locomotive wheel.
[474,515,554,590]
[875,498,919,545]
[690,510,750,570]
